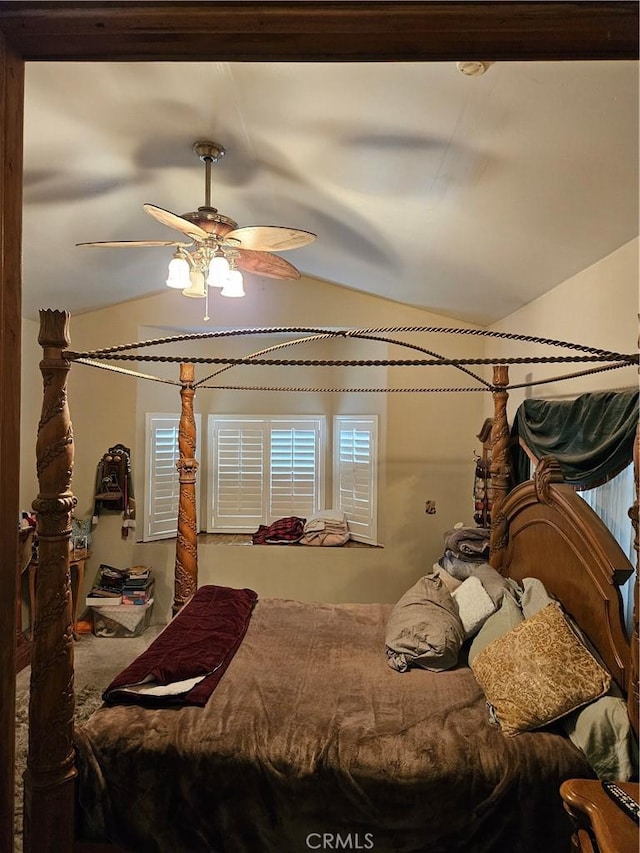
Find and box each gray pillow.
[433,565,463,594]
[467,562,512,607]
[468,591,524,665]
[438,552,474,580]
[386,574,465,672]
[561,688,638,781]
[521,577,560,618]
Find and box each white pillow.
[452,575,496,638]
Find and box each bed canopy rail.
[24,309,638,853]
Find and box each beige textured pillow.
[468,591,524,666]
[471,604,611,736]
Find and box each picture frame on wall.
[73,535,88,555]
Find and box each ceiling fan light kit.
[182,271,207,299]
[165,250,191,289]
[207,252,230,288]
[220,267,246,298]
[78,140,316,319]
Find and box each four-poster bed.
[2,5,638,851]
[23,309,638,853]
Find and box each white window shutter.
[269,423,321,520]
[208,416,325,532]
[211,421,266,530]
[334,416,378,544]
[144,414,201,541]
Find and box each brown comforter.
[75,598,592,853]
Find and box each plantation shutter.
[212,420,266,530]
[270,422,321,520]
[144,414,201,541]
[208,416,325,532]
[334,415,378,543]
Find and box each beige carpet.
[14,625,164,852]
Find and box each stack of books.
[122,566,154,605]
[86,564,128,606]
[86,564,153,608]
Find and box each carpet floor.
[14,625,164,852]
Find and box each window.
[145,413,379,543]
[334,416,378,544]
[208,416,326,532]
[143,414,201,541]
[578,463,635,637]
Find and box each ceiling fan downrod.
[193,141,225,209]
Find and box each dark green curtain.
[510,389,639,489]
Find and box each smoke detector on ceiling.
[457,61,494,77]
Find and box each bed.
[23,311,639,853]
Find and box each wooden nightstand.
[560,779,639,853]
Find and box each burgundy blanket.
[102,584,258,707]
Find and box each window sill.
[199,533,382,548]
[139,534,382,548]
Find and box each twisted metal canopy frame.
[27,312,639,853]
[65,324,637,393]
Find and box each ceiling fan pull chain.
[203,285,210,323]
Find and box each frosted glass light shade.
[166,255,190,289]
[182,270,206,298]
[207,254,230,288]
[220,269,245,298]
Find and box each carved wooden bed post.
[489,364,510,571]
[628,422,639,738]
[24,310,76,853]
[173,361,199,615]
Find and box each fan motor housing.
[181,206,238,238]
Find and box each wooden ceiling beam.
[1,2,638,62]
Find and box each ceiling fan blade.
[76,239,190,248]
[143,203,209,241]
[236,249,302,280]
[223,225,316,252]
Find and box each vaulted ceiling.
[22,58,638,325]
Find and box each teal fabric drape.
[511,390,639,489]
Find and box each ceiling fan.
[77,140,317,301]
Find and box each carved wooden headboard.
[500,458,634,722]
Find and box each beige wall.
[21,240,636,623]
[486,237,638,421]
[21,275,486,622]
